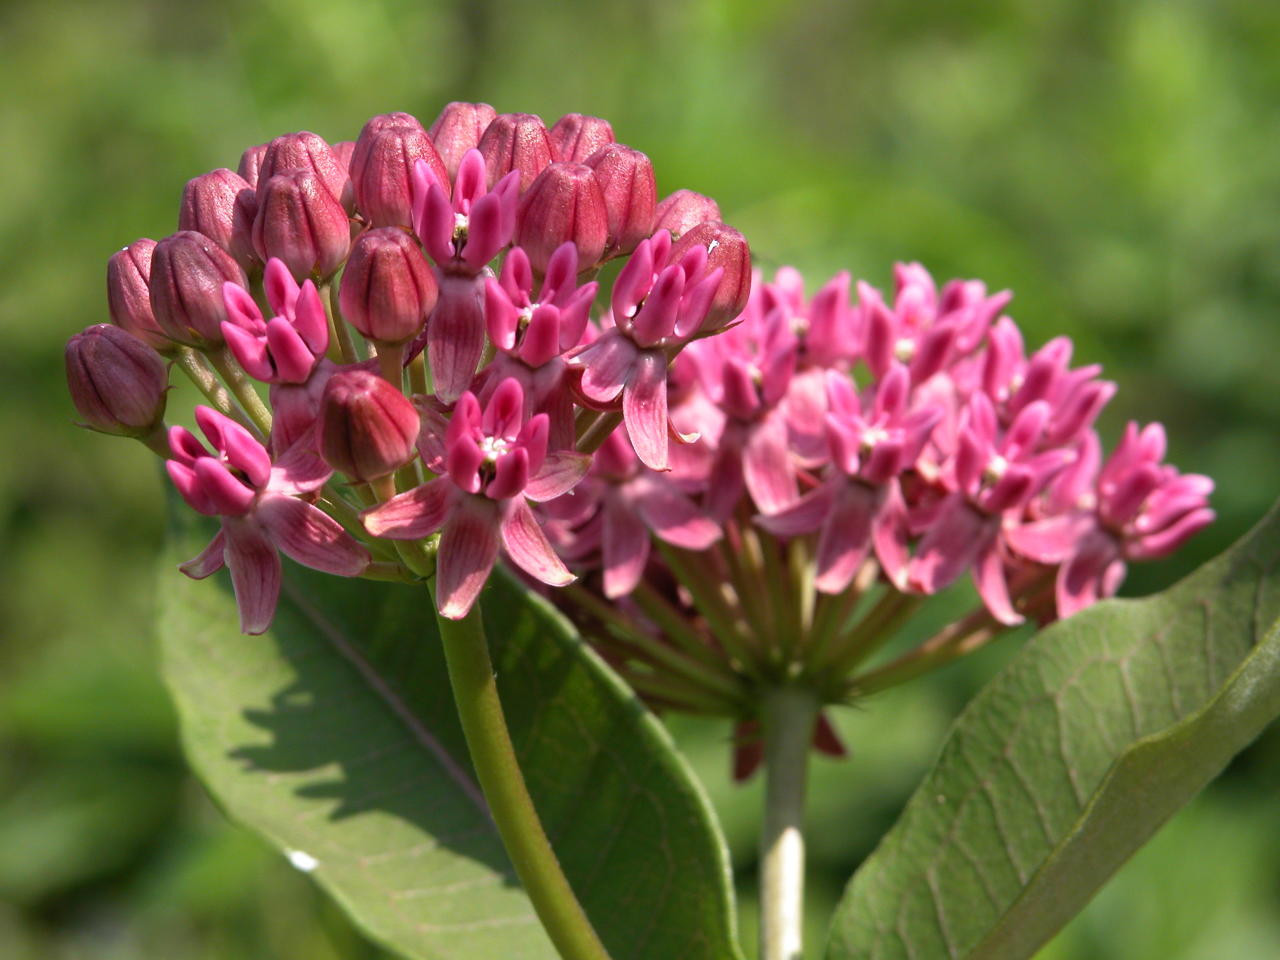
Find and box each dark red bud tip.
[252,170,351,282]
[339,227,438,345]
[515,162,609,275]
[429,102,497,180]
[477,113,559,192]
[548,113,616,163]
[66,324,169,437]
[179,168,257,270]
[107,238,170,352]
[150,231,247,347]
[668,221,752,333]
[350,114,447,228]
[584,144,656,259]
[318,368,420,482]
[257,130,354,212]
[653,189,721,241]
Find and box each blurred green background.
[1,0,1277,957]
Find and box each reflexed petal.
[526,451,591,502]
[269,442,333,495]
[257,494,369,576]
[633,477,721,550]
[814,482,881,594]
[428,275,486,403]
[223,517,283,635]
[755,480,836,538]
[872,479,911,589]
[910,494,994,593]
[1005,513,1091,564]
[603,497,650,598]
[501,499,574,587]
[972,540,1022,626]
[743,409,798,514]
[179,528,227,578]
[436,499,502,619]
[362,477,456,539]
[574,331,637,404]
[1057,529,1123,618]
[623,349,670,471]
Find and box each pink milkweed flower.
[362,379,587,619]
[567,232,724,471]
[685,290,800,519]
[759,365,943,592]
[909,392,1074,624]
[482,243,598,448]
[980,320,1116,448]
[1006,424,1214,618]
[167,406,370,634]
[860,262,1010,385]
[410,149,521,401]
[566,430,721,599]
[221,258,330,385]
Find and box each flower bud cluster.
[70,105,748,635]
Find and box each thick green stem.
[576,411,623,454]
[172,348,260,437]
[759,686,818,960]
[326,281,361,365]
[207,345,273,437]
[435,603,612,960]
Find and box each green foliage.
[159,516,742,960]
[827,504,1280,960]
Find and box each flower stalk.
[434,599,612,960]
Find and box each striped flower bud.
[179,168,257,269]
[515,162,608,275]
[584,143,656,258]
[339,227,438,346]
[150,231,247,346]
[257,130,354,212]
[66,324,168,437]
[548,113,615,163]
[318,368,420,482]
[252,169,351,282]
[350,113,447,228]
[667,221,752,333]
[653,189,721,240]
[107,238,169,351]
[429,101,497,180]
[477,113,559,192]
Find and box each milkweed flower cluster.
[543,264,1213,775]
[67,105,750,633]
[66,106,1212,766]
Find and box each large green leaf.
[159,514,742,960]
[827,503,1280,960]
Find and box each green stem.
[847,608,1004,697]
[206,345,273,437]
[576,411,623,454]
[759,686,818,960]
[654,543,757,675]
[434,603,612,960]
[172,348,260,437]
[326,281,361,365]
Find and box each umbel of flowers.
[67,104,1215,960]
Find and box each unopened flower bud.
[653,189,721,240]
[667,221,752,332]
[515,162,608,275]
[339,227,438,345]
[179,168,257,269]
[318,368,420,482]
[150,231,247,346]
[477,113,559,192]
[66,324,168,437]
[350,114,448,228]
[332,140,356,170]
[252,169,351,282]
[107,238,169,351]
[257,130,354,212]
[429,101,497,180]
[237,142,268,189]
[548,113,615,163]
[583,144,656,258]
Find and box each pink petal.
[195,458,256,516]
[872,479,911,589]
[179,529,227,578]
[167,460,215,515]
[263,258,300,318]
[484,276,520,350]
[603,496,650,598]
[519,304,561,368]
[633,477,722,550]
[292,281,330,354]
[755,480,836,538]
[743,409,798,514]
[623,349,670,471]
[575,330,637,404]
[362,476,456,539]
[910,494,995,593]
[972,540,1022,626]
[436,500,502,619]
[526,451,591,502]
[814,482,881,594]
[1056,529,1123,618]
[487,446,530,500]
[256,494,369,576]
[428,274,486,403]
[268,443,333,495]
[223,517,283,635]
[265,316,315,384]
[501,498,574,587]
[222,281,264,330]
[1005,513,1092,564]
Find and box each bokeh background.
[2,0,1278,957]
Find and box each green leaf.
[826,502,1280,960]
[159,514,742,960]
